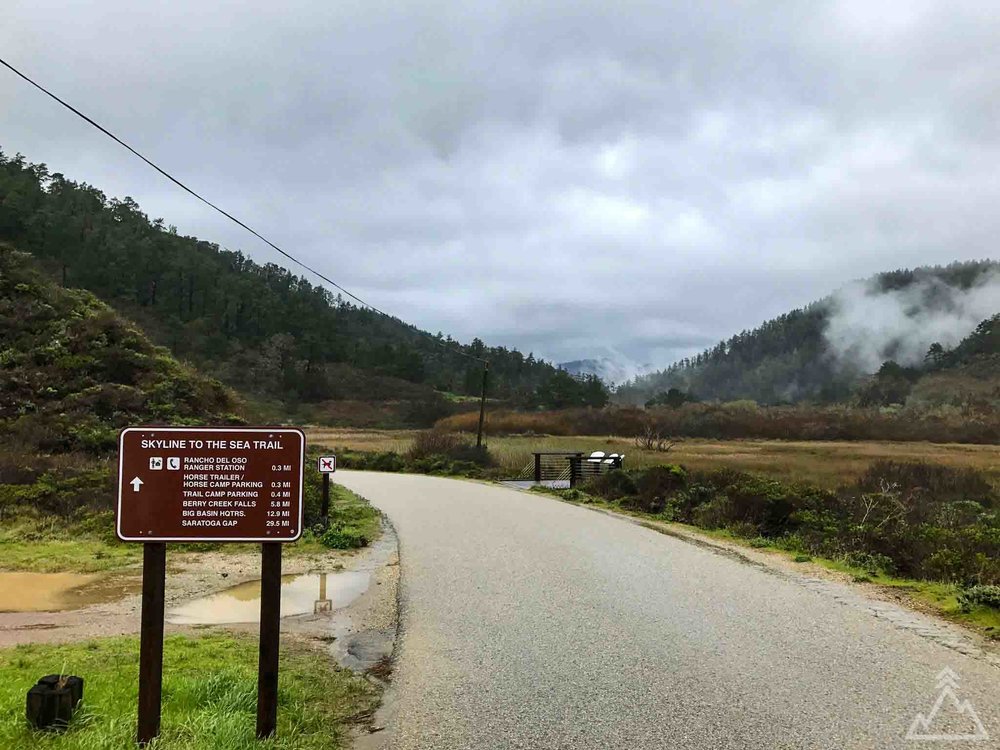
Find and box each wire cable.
[0,56,488,364]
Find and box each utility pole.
[476,362,489,448]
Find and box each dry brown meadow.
[305,427,999,488]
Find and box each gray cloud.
[2,0,998,368]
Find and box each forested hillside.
[0,150,606,424]
[861,313,1000,412]
[0,244,239,456]
[618,262,999,406]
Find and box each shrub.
[620,493,666,514]
[842,551,896,576]
[407,430,493,467]
[583,470,637,500]
[855,461,994,507]
[368,451,407,472]
[637,465,687,502]
[727,521,759,539]
[959,585,1000,611]
[320,524,369,549]
[603,459,1000,586]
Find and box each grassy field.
[0,482,378,573]
[0,512,335,574]
[306,428,1000,488]
[0,632,375,749]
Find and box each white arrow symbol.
[130,477,144,492]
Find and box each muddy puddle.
[0,572,142,613]
[167,571,370,625]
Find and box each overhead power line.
[0,56,487,365]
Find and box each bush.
[959,585,1000,611]
[582,470,637,500]
[576,459,1000,586]
[842,551,896,576]
[637,465,686,502]
[855,461,994,507]
[727,521,759,539]
[407,430,493,467]
[320,524,369,549]
[369,451,407,472]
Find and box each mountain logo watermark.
[906,667,989,742]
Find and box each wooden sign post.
[116,426,305,745]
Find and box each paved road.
[336,471,999,749]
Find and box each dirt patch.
[0,572,142,613]
[0,544,379,647]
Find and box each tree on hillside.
[0,149,565,411]
[532,371,610,409]
[645,387,699,409]
[924,343,946,369]
[855,361,921,407]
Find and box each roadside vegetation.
[333,429,496,478]
[308,427,999,488]
[529,460,1000,635]
[437,398,1000,444]
[0,632,376,749]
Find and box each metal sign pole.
[137,542,166,745]
[256,542,283,739]
[321,473,330,527]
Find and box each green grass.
[0,539,141,574]
[0,513,334,574]
[314,483,382,549]
[0,633,376,749]
[0,514,141,573]
[0,487,379,574]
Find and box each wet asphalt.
[335,471,999,750]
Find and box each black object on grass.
[26,674,84,731]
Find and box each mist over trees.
[0,150,608,416]
[618,261,999,406]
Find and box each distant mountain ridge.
[617,260,999,406]
[559,357,652,385]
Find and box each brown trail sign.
[117,427,304,542]
[116,426,305,745]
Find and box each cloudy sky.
[3,0,999,371]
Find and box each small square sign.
[317,455,336,473]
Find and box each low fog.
[824,270,1000,373]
